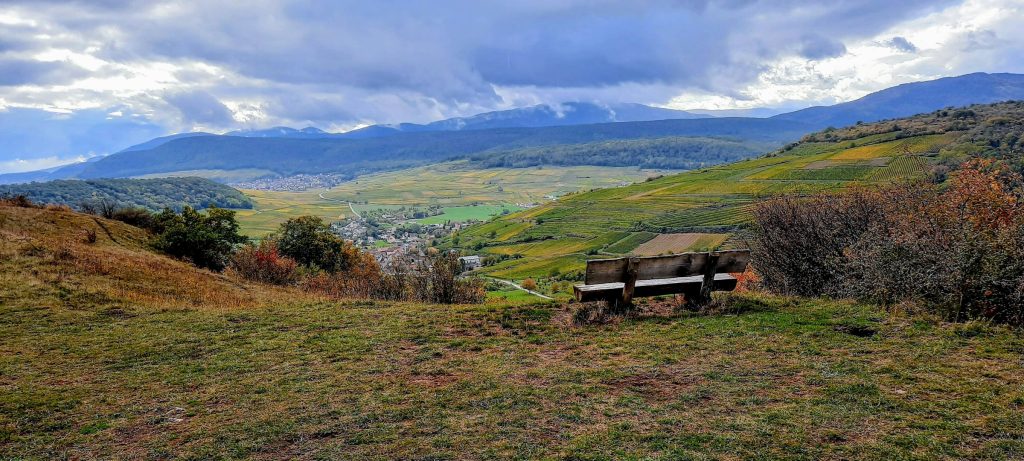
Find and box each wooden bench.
[573,249,751,306]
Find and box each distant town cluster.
[232,173,352,191]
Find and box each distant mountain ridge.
[68,117,812,180]
[4,72,1024,185]
[773,72,1024,127]
[340,102,704,138]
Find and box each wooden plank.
[713,249,751,273]
[582,249,749,287]
[621,257,640,305]
[584,258,629,284]
[574,274,738,302]
[636,252,708,280]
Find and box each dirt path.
[319,192,362,219]
[484,277,554,300]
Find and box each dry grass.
[0,204,311,311]
[2,204,1023,459]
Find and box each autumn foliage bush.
[754,160,1024,325]
[228,238,301,286]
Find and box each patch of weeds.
[79,420,110,435]
[951,320,995,339]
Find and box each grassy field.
[416,204,524,225]
[4,203,1024,460]
[234,162,673,237]
[455,132,960,282]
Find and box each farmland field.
[631,233,730,256]
[233,162,673,236]
[455,130,960,282]
[415,204,523,224]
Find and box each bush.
[753,160,1024,325]
[108,207,156,230]
[419,252,485,304]
[229,238,300,285]
[276,216,363,272]
[151,206,247,271]
[521,278,538,291]
[0,194,39,208]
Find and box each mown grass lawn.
[2,289,1022,460]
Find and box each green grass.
[3,282,1023,459]
[416,204,524,224]
[3,203,1023,459]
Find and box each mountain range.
[3,72,1023,185]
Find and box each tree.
[151,206,246,271]
[275,215,361,272]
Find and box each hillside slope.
[3,187,1024,459]
[0,203,295,309]
[455,101,1024,283]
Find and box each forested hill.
[2,177,253,211]
[71,117,812,179]
[468,136,770,170]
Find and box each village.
[330,204,479,270]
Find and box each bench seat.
[574,273,737,302]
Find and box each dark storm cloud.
[163,90,236,126]
[1,0,957,99]
[0,57,84,86]
[798,35,848,60]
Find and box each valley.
[233,162,674,237]
[5,3,1024,458]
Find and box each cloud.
[798,35,848,60]
[0,57,84,86]
[0,0,1021,167]
[163,90,236,127]
[0,155,87,173]
[884,36,918,53]
[0,107,164,173]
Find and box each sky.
[0,0,1023,173]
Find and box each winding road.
[319,192,362,219]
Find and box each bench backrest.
[584,249,750,284]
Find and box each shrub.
[753,160,1024,325]
[151,206,247,271]
[419,252,485,304]
[0,194,39,208]
[229,239,300,285]
[108,207,156,230]
[276,216,363,272]
[521,278,538,291]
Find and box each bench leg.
[618,257,640,309]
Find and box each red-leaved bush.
[229,238,301,285]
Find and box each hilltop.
[2,201,1023,459]
[453,100,1024,286]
